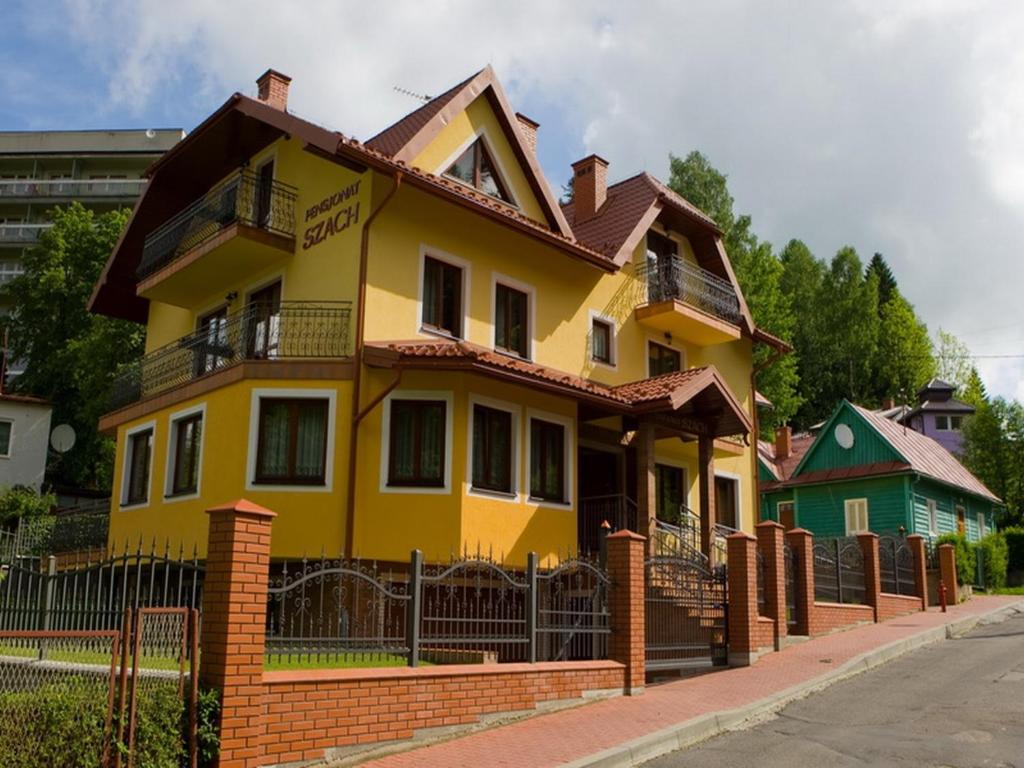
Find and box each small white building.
[0,393,52,490]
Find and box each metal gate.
[644,555,727,672]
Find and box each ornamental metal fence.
[784,543,799,629]
[756,550,766,615]
[0,541,205,633]
[878,536,917,596]
[264,549,610,668]
[137,170,296,279]
[812,537,866,605]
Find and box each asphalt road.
[644,612,1024,768]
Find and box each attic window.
[445,138,512,203]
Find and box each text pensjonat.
[302,180,361,250]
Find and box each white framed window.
[844,498,869,534]
[777,500,795,526]
[589,310,617,368]
[246,388,336,492]
[647,338,683,377]
[467,394,521,500]
[164,404,206,502]
[526,409,574,509]
[120,420,156,509]
[491,272,536,360]
[977,512,987,539]
[927,499,938,536]
[436,128,520,208]
[418,246,470,341]
[380,390,454,495]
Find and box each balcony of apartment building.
[107,300,351,415]
[634,254,742,346]
[0,222,51,247]
[0,177,146,202]
[134,170,297,307]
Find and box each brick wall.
[809,602,874,636]
[261,661,625,764]
[877,593,922,622]
[754,617,775,651]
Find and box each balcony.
[0,222,52,246]
[135,171,297,307]
[109,301,351,410]
[635,257,742,346]
[0,178,146,200]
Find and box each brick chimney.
[256,69,291,111]
[516,113,539,155]
[775,425,792,460]
[571,154,609,221]
[882,397,895,410]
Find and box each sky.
[4,0,1024,400]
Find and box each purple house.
[894,378,975,455]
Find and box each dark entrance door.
[246,281,282,359]
[715,476,739,530]
[255,160,275,228]
[578,447,627,553]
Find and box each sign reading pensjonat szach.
[302,180,361,250]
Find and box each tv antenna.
[393,86,432,103]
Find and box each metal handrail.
[0,222,52,243]
[109,300,351,409]
[137,170,297,279]
[636,255,742,325]
[0,178,146,197]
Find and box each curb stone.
[561,600,1024,768]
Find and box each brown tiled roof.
[561,173,719,260]
[366,70,482,157]
[757,434,815,482]
[852,404,1000,502]
[363,339,751,435]
[0,392,50,406]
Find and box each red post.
[938,543,959,605]
[200,500,276,768]
[857,532,881,622]
[607,530,646,695]
[755,520,787,648]
[726,532,761,665]
[906,534,928,610]
[784,528,814,637]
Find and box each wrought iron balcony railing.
[136,171,297,280]
[636,256,742,326]
[0,178,146,199]
[0,222,52,245]
[109,301,351,410]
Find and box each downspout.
[750,344,786,525]
[345,170,403,558]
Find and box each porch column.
[698,432,716,557]
[635,419,657,553]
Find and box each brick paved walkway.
[361,597,1021,767]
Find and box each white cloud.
[50,0,1024,398]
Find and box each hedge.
[976,532,1009,591]
[1004,527,1024,574]
[936,532,975,588]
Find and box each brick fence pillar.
[785,528,814,637]
[755,520,787,648]
[607,530,646,695]
[857,532,881,622]
[938,543,959,605]
[906,534,928,610]
[200,500,276,768]
[727,533,760,666]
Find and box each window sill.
[528,496,571,510]
[493,347,531,363]
[119,500,150,511]
[469,487,518,502]
[419,326,464,343]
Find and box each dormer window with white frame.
[444,138,512,203]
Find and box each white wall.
[0,400,52,491]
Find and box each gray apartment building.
[0,128,184,289]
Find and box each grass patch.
[264,652,429,671]
[993,586,1024,595]
[0,644,182,671]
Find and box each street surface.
[644,613,1024,767]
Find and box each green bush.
[1004,527,1024,574]
[976,533,1009,591]
[936,532,976,588]
[195,687,221,768]
[0,485,55,525]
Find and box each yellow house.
[90,67,787,565]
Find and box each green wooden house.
[758,401,1000,541]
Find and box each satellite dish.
[145,128,156,139]
[50,424,76,453]
[834,423,855,450]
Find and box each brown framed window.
[422,256,463,337]
[444,138,511,202]
[592,318,613,364]
[255,398,328,485]
[388,399,447,487]
[655,464,684,522]
[530,418,565,503]
[648,341,681,376]
[495,283,529,358]
[169,413,203,496]
[125,428,153,505]
[472,404,513,493]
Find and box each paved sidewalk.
[358,596,1023,768]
